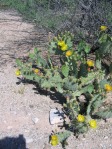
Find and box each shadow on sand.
[0,134,27,149]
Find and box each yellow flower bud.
[87,60,94,67]
[77,114,85,122]
[104,84,112,92]
[15,70,21,76]
[89,119,97,128]
[100,25,107,31]
[61,44,68,51]
[51,135,58,140]
[33,69,39,74]
[66,50,73,57]
[58,40,65,47]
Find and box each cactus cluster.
[16,30,112,147]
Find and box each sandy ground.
[0,9,112,149]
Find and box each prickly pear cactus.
[16,31,112,140]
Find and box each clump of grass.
[1,0,76,31]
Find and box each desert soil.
[0,9,112,149]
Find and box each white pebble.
[49,109,64,125]
[32,117,39,124]
[104,136,108,139]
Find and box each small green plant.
[16,28,112,147]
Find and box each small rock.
[49,109,64,125]
[100,144,103,148]
[26,138,33,144]
[32,117,39,124]
[7,126,13,130]
[82,138,86,141]
[104,136,108,139]
[24,129,30,133]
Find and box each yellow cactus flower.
[33,69,39,74]
[66,50,73,57]
[87,60,94,67]
[100,25,107,31]
[104,84,112,92]
[50,135,58,146]
[15,70,21,76]
[77,114,85,122]
[89,119,97,128]
[61,44,68,51]
[58,40,65,47]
